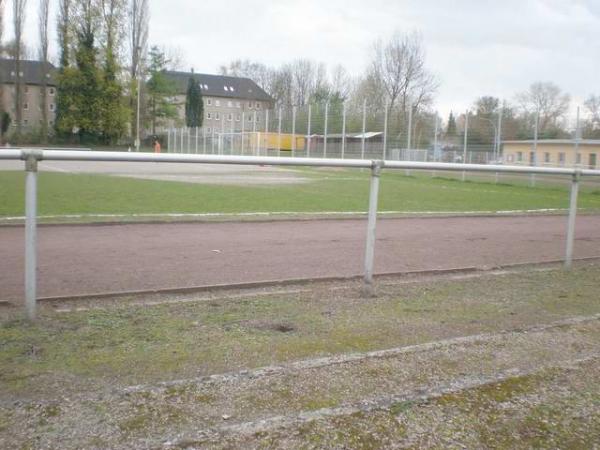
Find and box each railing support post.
[24,151,41,321]
[565,171,580,270]
[363,160,383,296]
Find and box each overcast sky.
[10,0,600,119]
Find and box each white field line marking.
[0,208,571,222]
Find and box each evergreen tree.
[185,74,203,128]
[146,46,178,134]
[56,4,103,141]
[446,111,457,136]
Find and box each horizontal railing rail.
[2,148,600,320]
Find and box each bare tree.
[128,0,149,139]
[369,31,437,114]
[516,81,570,133]
[13,0,27,137]
[219,59,272,92]
[291,59,315,105]
[330,65,352,101]
[584,95,600,124]
[39,0,50,142]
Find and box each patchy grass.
[1,169,600,220]
[2,264,600,401]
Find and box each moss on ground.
[2,265,600,400]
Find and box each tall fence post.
[531,109,539,187]
[195,127,199,154]
[565,171,580,269]
[383,101,388,160]
[203,127,207,154]
[252,111,257,155]
[241,112,245,155]
[278,107,283,156]
[462,111,468,181]
[406,105,413,176]
[265,109,270,156]
[496,107,503,183]
[24,151,40,321]
[292,106,297,158]
[363,160,383,296]
[341,102,347,159]
[167,128,171,152]
[324,102,329,158]
[361,99,367,159]
[307,104,312,158]
[432,114,438,177]
[230,115,235,154]
[180,128,184,153]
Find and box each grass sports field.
[1,167,600,221]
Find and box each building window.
[215,100,220,107]
[516,152,523,162]
[558,153,565,165]
[227,113,232,121]
[23,102,29,110]
[207,127,211,133]
[207,112,212,120]
[224,86,229,91]
[227,101,233,107]
[49,104,55,111]
[236,102,241,108]
[24,119,28,125]
[215,112,220,120]
[544,153,550,164]
[256,102,260,109]
[24,86,29,94]
[248,115,252,122]
[236,114,241,122]
[229,86,235,92]
[207,99,212,106]
[256,113,261,123]
[248,102,253,109]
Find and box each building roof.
[503,139,600,146]
[0,59,57,86]
[164,71,273,103]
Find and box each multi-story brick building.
[162,71,274,134]
[0,59,58,133]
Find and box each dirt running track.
[1,215,600,302]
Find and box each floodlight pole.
[406,105,413,175]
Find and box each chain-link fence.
[161,101,594,174]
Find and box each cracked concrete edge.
[162,354,600,447]
[123,313,600,395]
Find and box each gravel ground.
[2,214,600,301]
[1,264,600,449]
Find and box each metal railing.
[2,148,600,320]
